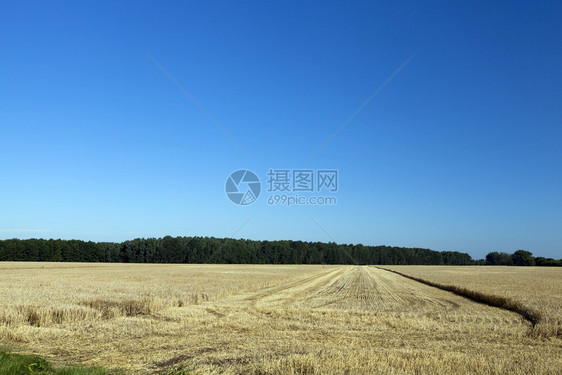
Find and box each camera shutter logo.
[225,170,261,205]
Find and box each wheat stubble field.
[0,263,561,374]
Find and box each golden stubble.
[0,262,561,374]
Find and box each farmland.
[1,263,561,374]
[384,265,562,337]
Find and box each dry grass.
[384,265,562,338]
[0,262,561,374]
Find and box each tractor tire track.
[221,266,525,326]
[376,266,540,327]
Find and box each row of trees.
[485,250,561,266]
[0,237,475,265]
[0,237,558,266]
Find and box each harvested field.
[384,265,562,337]
[0,262,561,374]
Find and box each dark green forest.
[0,237,474,264]
[485,249,562,266]
[0,237,559,266]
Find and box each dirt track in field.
[223,266,523,321]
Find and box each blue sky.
[1,1,561,259]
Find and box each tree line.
[485,250,561,266]
[0,237,558,266]
[0,237,474,265]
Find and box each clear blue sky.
[1,1,561,259]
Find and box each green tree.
[512,250,535,266]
